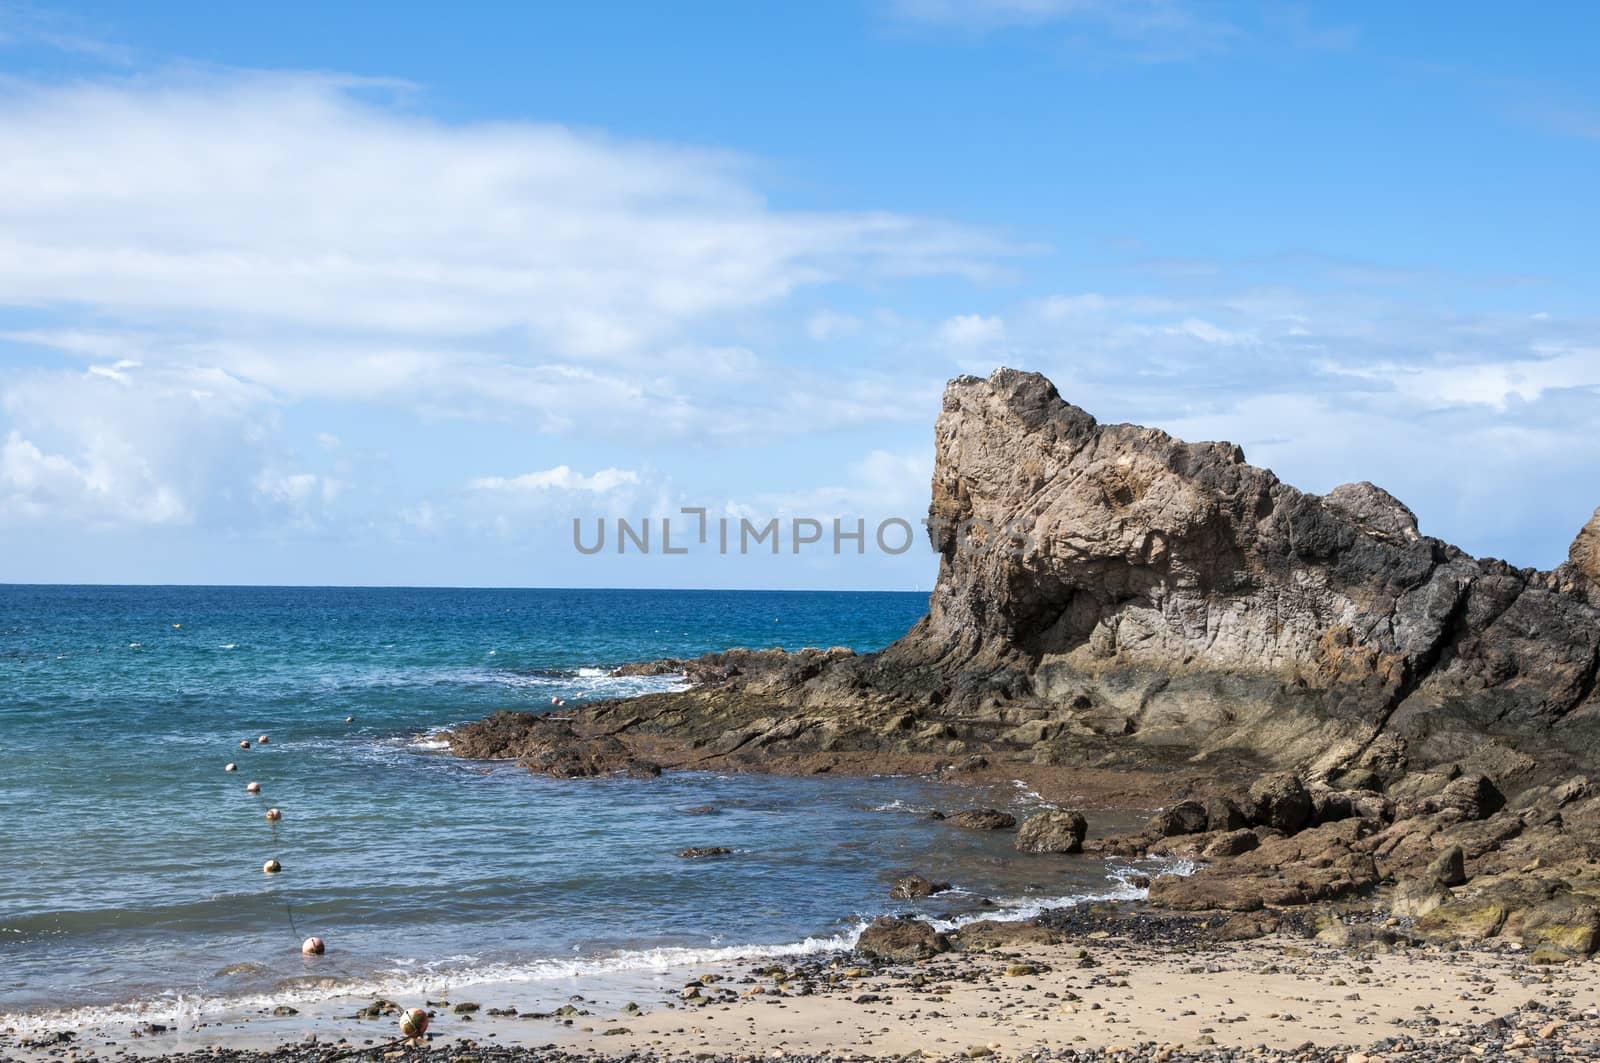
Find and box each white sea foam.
[1,856,1199,1037]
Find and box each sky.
[1,1,1598,590]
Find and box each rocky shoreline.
[11,902,1600,1062]
[444,369,1600,966]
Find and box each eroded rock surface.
[448,368,1600,930]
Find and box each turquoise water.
[0,586,1150,1025]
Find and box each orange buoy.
[240,740,251,749]
[302,936,325,956]
[246,781,261,794]
[225,763,237,772]
[257,735,269,744]
[265,807,282,822]
[263,859,281,874]
[400,1008,430,1038]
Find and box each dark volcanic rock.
[1014,809,1088,852]
[888,873,950,899]
[855,916,950,961]
[447,712,661,779]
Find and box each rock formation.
[448,367,1600,947]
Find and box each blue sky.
[1,1,1598,589]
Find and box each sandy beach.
[9,906,1598,1063]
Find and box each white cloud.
[0,361,273,528]
[939,313,1006,346]
[470,466,641,493]
[0,72,1015,362]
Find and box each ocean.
[0,585,1157,1029]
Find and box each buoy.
[263,859,281,874]
[257,735,269,744]
[301,936,325,956]
[345,716,354,723]
[225,763,237,772]
[400,1007,430,1038]
[240,740,251,749]
[265,807,281,822]
[550,696,559,705]
[246,781,261,793]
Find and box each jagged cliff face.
[887,369,1600,783]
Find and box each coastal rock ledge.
[450,368,1600,937]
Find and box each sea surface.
[0,585,1159,1029]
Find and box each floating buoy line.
[220,719,436,1042]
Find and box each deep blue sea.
[0,586,1154,1027]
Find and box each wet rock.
[946,808,1016,830]
[446,712,661,779]
[1014,809,1088,853]
[677,846,733,858]
[889,873,951,899]
[855,916,950,962]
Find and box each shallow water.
[0,586,1160,1025]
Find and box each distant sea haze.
[0,585,1159,1028]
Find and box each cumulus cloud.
[0,67,1021,541]
[0,361,273,528]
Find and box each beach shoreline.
[9,904,1598,1062]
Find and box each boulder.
[1248,773,1313,833]
[949,920,1065,950]
[946,809,1017,830]
[889,874,951,899]
[1204,795,1249,832]
[1438,774,1506,821]
[855,917,950,962]
[1201,828,1260,859]
[1149,801,1208,837]
[1426,845,1467,887]
[1014,810,1088,853]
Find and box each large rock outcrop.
[454,366,1600,817]
[865,368,1600,785]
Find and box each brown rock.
[1014,809,1088,853]
[855,917,950,962]
[1248,773,1313,833]
[1149,801,1208,837]
[1202,828,1260,859]
[1426,844,1467,887]
[946,809,1017,830]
